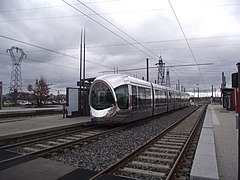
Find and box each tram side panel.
[130,84,153,122]
[153,87,168,116]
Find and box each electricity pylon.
[155,56,165,85]
[6,46,27,93]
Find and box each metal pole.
[198,87,199,104]
[146,58,149,81]
[194,87,195,103]
[212,85,214,103]
[212,85,213,97]
[83,28,86,115]
[237,62,240,180]
[79,29,83,115]
[178,79,180,91]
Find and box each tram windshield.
[115,85,128,109]
[90,82,115,110]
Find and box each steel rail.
[89,106,200,180]
[0,125,99,149]
[0,122,92,146]
[166,105,207,179]
[0,124,130,171]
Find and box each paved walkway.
[0,115,91,140]
[212,105,238,180]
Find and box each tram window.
[115,85,129,109]
[145,88,151,105]
[155,89,166,106]
[91,82,114,110]
[157,90,161,104]
[160,90,166,104]
[138,87,146,106]
[132,86,137,109]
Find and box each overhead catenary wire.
[62,0,194,86]
[99,63,213,73]
[0,8,168,23]
[0,34,112,69]
[1,1,228,88]
[62,0,157,61]
[0,0,122,13]
[0,52,79,70]
[167,0,205,86]
[1,1,240,14]
[76,0,159,60]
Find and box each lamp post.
[236,62,240,180]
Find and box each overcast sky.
[0,0,240,95]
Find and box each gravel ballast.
[49,106,196,171]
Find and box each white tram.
[89,74,190,124]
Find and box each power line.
[1,52,79,70]
[0,8,168,23]
[168,0,205,86]
[77,0,159,60]
[62,0,196,85]
[62,0,157,61]
[0,34,112,69]
[1,52,114,72]
[23,41,240,60]
[99,63,213,73]
[0,0,122,13]
[1,1,239,14]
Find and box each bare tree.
[27,77,50,106]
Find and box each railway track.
[90,105,206,180]
[0,125,129,171]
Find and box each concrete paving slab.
[191,104,238,180]
[198,133,215,144]
[202,107,213,128]
[190,105,219,180]
[211,105,237,180]
[191,154,219,180]
[194,139,216,157]
[0,158,77,180]
[0,115,91,141]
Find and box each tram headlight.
[106,105,117,117]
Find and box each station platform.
[0,105,63,118]
[191,104,238,180]
[0,113,91,141]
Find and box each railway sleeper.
[22,147,39,153]
[165,133,188,138]
[168,131,190,136]
[148,147,180,153]
[118,167,166,178]
[47,141,62,145]
[154,143,182,149]
[157,140,184,146]
[80,132,98,136]
[143,151,176,157]
[65,136,80,140]
[161,138,186,143]
[129,161,170,170]
[73,134,89,138]
[139,155,174,163]
[35,144,53,149]
[164,135,188,140]
[56,139,72,143]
